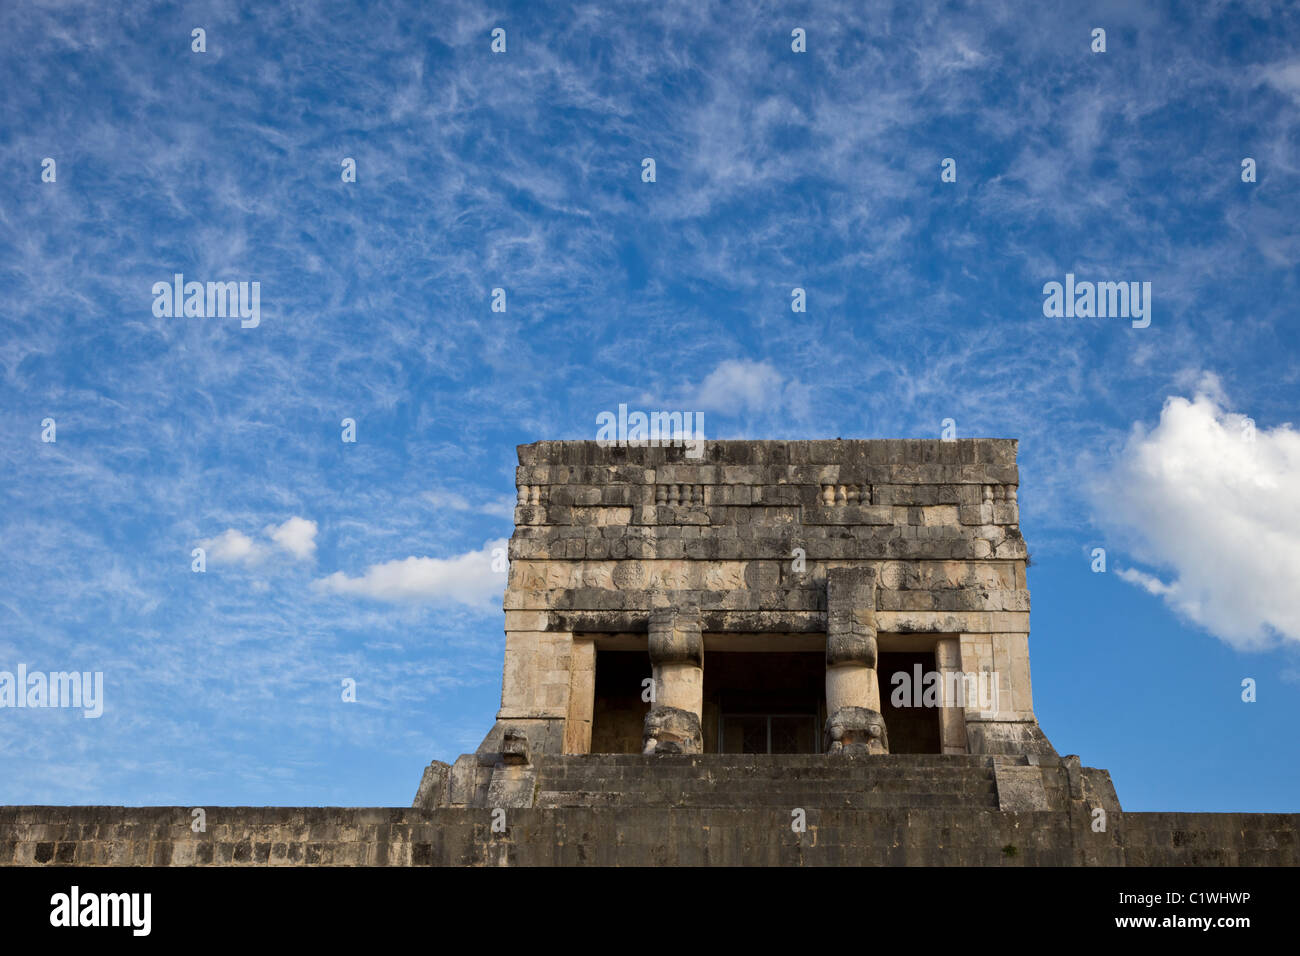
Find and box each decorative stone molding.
[648,604,703,666]
[655,483,705,506]
[517,484,547,506]
[982,484,1017,503]
[820,483,871,505]
[825,568,878,669]
[515,484,549,525]
[501,727,531,766]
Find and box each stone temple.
[415,438,1127,825]
[3,439,1296,866]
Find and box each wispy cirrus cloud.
[426,488,515,520]
[0,0,1296,809]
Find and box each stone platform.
[4,755,1295,866]
[417,752,1121,814]
[2,804,1295,867]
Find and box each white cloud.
[426,490,472,511]
[1259,58,1300,104]
[200,516,317,567]
[426,489,515,519]
[200,528,266,566]
[1114,567,1176,597]
[1094,383,1300,649]
[268,516,317,560]
[313,538,508,607]
[479,498,517,519]
[689,359,787,414]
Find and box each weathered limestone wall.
[484,439,1049,761]
[3,805,1295,867]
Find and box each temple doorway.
[589,649,650,753]
[878,650,943,754]
[703,650,825,753]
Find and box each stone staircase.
[531,754,1002,810]
[428,750,1122,817]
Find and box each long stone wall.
[1,806,1295,866]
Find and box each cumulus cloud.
[684,358,805,417]
[199,529,267,566]
[1093,380,1300,649]
[268,517,317,560]
[200,517,317,567]
[313,539,508,607]
[692,359,784,412]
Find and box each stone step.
[520,754,1016,810]
[536,757,1001,770]
[535,785,993,801]
[533,790,998,806]
[535,790,999,809]
[537,775,996,792]
[536,773,998,789]
[540,755,1000,768]
[538,767,996,781]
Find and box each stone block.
[647,604,703,666]
[412,761,451,809]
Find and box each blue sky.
[1,0,1298,811]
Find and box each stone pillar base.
[824,706,889,755]
[642,705,703,754]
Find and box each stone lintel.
[518,609,1032,635]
